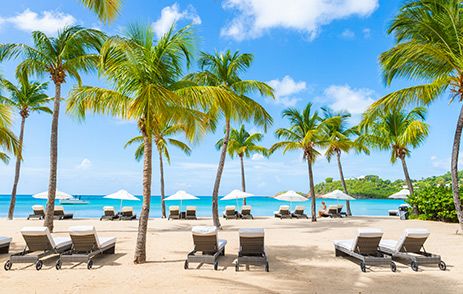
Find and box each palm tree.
[67,24,235,263]
[0,104,19,164]
[361,107,429,214]
[369,0,463,230]
[0,26,106,231]
[125,121,194,218]
[0,72,51,220]
[80,0,122,23]
[215,125,267,205]
[185,50,273,228]
[322,107,369,216]
[270,103,328,222]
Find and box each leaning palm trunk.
[8,115,26,220]
[307,159,317,222]
[451,104,463,232]
[336,150,351,216]
[240,155,246,205]
[134,133,153,263]
[44,83,61,232]
[399,155,418,215]
[212,119,231,228]
[159,150,166,218]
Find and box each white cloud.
[322,85,375,115]
[341,29,355,39]
[3,9,76,35]
[152,3,201,38]
[267,75,307,107]
[221,0,379,41]
[251,154,264,161]
[76,158,92,170]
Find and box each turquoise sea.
[0,195,405,219]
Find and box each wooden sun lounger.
[328,205,344,218]
[119,207,137,220]
[100,206,119,221]
[274,206,291,219]
[4,227,72,271]
[240,205,254,219]
[334,228,396,272]
[168,206,180,220]
[57,226,116,270]
[53,206,74,220]
[378,228,446,271]
[291,206,308,219]
[223,206,238,219]
[27,205,45,220]
[185,226,227,271]
[185,206,197,220]
[0,236,12,254]
[236,228,269,272]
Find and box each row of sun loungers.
[168,206,197,220]
[27,205,74,220]
[100,206,137,221]
[334,228,446,272]
[274,205,309,219]
[3,226,116,271]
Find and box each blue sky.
[0,0,458,196]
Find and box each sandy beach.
[1,217,462,293]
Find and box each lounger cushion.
[379,239,397,251]
[192,226,217,236]
[121,207,133,212]
[69,226,116,249]
[186,206,196,211]
[240,228,264,238]
[241,205,251,210]
[169,206,179,211]
[54,206,64,211]
[382,228,430,252]
[0,236,12,246]
[280,205,289,211]
[334,240,354,251]
[103,206,115,211]
[358,228,383,238]
[295,205,305,210]
[327,205,338,211]
[98,236,116,249]
[32,205,44,211]
[53,237,72,249]
[225,206,236,210]
[21,226,56,248]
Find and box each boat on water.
[60,196,89,205]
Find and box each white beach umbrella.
[274,190,308,209]
[165,190,199,211]
[320,190,356,201]
[221,189,256,208]
[33,190,73,200]
[388,189,410,200]
[104,189,140,210]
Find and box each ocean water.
[0,195,405,219]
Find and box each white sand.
[0,217,462,293]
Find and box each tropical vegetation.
[0,104,18,164]
[408,185,458,223]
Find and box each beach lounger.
[236,228,269,272]
[185,206,197,220]
[56,226,116,270]
[378,228,446,271]
[388,210,399,216]
[100,206,119,221]
[334,228,396,272]
[4,227,72,271]
[292,206,308,219]
[168,206,180,220]
[223,206,238,219]
[184,226,227,271]
[119,206,137,220]
[328,205,342,218]
[337,204,347,217]
[0,236,12,254]
[53,206,74,220]
[27,205,45,220]
[274,205,291,219]
[240,205,254,219]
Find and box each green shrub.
[407,185,458,222]
[325,177,333,183]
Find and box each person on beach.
[319,201,329,217]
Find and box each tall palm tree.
[185,50,274,228]
[369,0,463,229]
[0,26,106,231]
[361,107,429,214]
[270,103,328,222]
[0,72,52,220]
[0,104,19,164]
[80,0,122,23]
[322,107,369,216]
[215,125,267,205]
[67,24,236,263]
[125,121,194,218]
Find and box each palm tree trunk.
[212,118,231,228]
[8,115,26,220]
[134,133,152,263]
[336,150,351,216]
[451,104,463,232]
[307,159,317,222]
[44,83,61,232]
[240,155,246,205]
[159,150,166,218]
[399,155,418,215]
